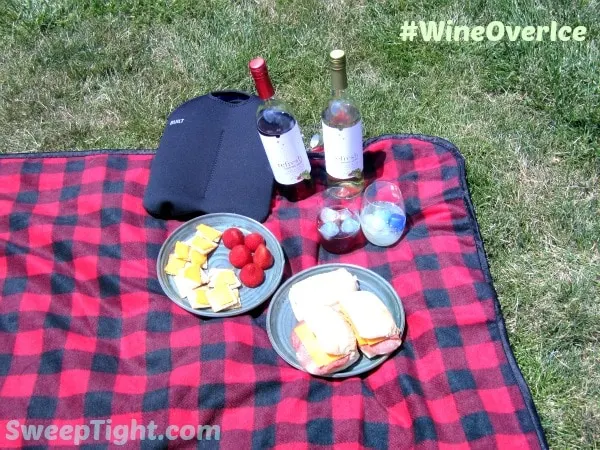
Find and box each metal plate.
[157,213,285,318]
[266,263,405,378]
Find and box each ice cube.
[319,207,339,223]
[364,213,386,232]
[389,213,406,232]
[338,208,352,222]
[374,208,392,223]
[341,218,360,234]
[319,221,340,239]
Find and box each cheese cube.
[196,224,222,242]
[174,241,190,260]
[189,235,218,255]
[206,285,240,312]
[189,250,208,267]
[188,288,211,309]
[164,255,187,276]
[208,269,241,289]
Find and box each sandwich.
[338,291,402,358]
[288,268,359,321]
[291,305,359,376]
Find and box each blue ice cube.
[341,218,360,234]
[319,221,340,239]
[389,213,406,232]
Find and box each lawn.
[1,0,598,447]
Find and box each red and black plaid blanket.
[0,135,547,449]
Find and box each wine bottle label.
[322,120,363,179]
[259,124,312,185]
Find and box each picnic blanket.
[0,134,548,449]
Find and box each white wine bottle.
[321,50,364,198]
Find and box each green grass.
[1,0,599,447]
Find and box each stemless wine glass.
[359,181,406,247]
[316,187,362,254]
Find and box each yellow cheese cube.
[209,269,241,289]
[189,235,218,255]
[174,241,190,260]
[164,255,187,276]
[180,264,206,287]
[189,250,208,267]
[206,284,240,312]
[188,288,211,309]
[196,224,222,242]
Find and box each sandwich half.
[338,291,402,359]
[291,305,359,376]
[288,268,359,322]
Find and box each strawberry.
[244,232,265,252]
[222,228,245,249]
[239,263,265,288]
[229,245,253,268]
[253,244,274,269]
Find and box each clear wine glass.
[359,181,406,247]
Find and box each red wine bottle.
[249,57,314,202]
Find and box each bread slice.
[303,305,357,356]
[288,268,358,321]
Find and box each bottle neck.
[255,80,275,100]
[249,58,275,99]
[331,87,347,98]
[330,69,348,98]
